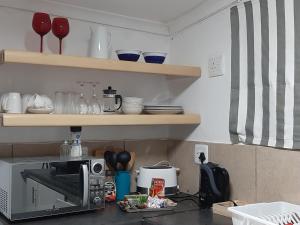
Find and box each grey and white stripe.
[244,1,255,145]
[293,0,300,148]
[260,0,269,146]
[230,0,298,149]
[229,6,240,143]
[276,0,285,148]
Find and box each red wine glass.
[32,12,51,53]
[52,17,69,54]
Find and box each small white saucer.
[27,107,54,114]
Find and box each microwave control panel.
[89,175,105,208]
[89,159,105,209]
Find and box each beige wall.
[168,140,300,204]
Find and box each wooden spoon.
[127,152,136,171]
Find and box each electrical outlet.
[194,144,208,164]
[208,53,225,77]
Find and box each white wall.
[169,5,232,144]
[0,4,172,142]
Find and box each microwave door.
[11,161,89,220]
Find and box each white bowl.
[124,97,143,104]
[122,105,143,114]
[123,108,143,114]
[123,102,143,107]
[123,105,143,110]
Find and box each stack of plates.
[143,105,184,114]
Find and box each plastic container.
[228,202,300,225]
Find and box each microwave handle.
[81,164,89,207]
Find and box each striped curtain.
[229,0,300,149]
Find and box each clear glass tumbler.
[65,92,79,114]
[54,91,65,114]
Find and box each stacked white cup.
[122,97,143,114]
[1,92,22,113]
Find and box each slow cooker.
[136,166,178,196]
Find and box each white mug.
[2,92,22,113]
[88,25,111,59]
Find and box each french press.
[102,86,122,113]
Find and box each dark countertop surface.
[0,198,232,225]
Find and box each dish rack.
[228,202,300,225]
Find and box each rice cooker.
[136,166,178,196]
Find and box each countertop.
[0,199,233,225]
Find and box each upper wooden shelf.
[0,50,201,77]
[0,113,201,127]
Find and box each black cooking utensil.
[117,151,131,171]
[110,151,118,170]
[104,150,118,171]
[104,150,112,169]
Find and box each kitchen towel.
[229,0,300,148]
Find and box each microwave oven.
[0,156,105,221]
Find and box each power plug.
[194,144,208,164]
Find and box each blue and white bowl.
[116,50,142,62]
[143,52,167,64]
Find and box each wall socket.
[194,144,208,164]
[208,53,225,77]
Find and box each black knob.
[93,163,102,174]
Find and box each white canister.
[88,25,111,59]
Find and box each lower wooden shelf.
[0,113,201,127]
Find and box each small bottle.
[70,126,82,157]
[60,140,70,158]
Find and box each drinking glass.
[65,92,79,114]
[77,82,88,114]
[32,12,51,53]
[88,82,101,114]
[52,17,70,54]
[54,91,65,114]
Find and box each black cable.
[142,208,200,220]
[170,192,199,199]
[174,198,200,207]
[192,191,199,196]
[170,195,198,200]
[168,192,200,207]
[229,200,238,206]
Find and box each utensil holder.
[115,171,131,201]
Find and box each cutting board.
[212,200,247,217]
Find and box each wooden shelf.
[0,114,201,127]
[0,50,201,77]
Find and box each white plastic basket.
[228,202,300,225]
